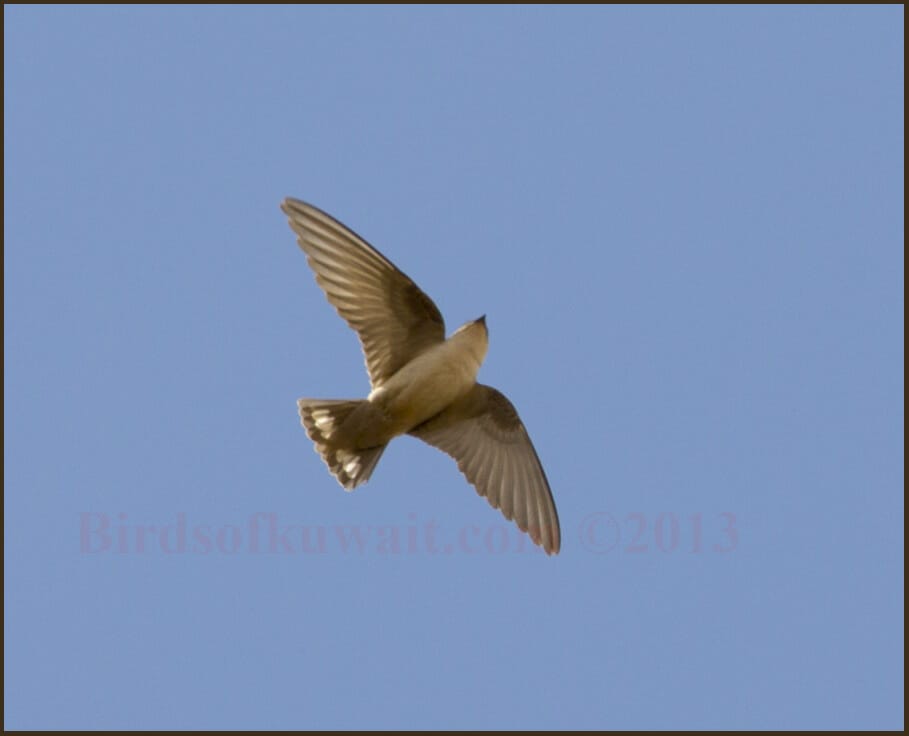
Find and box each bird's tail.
[297,398,387,490]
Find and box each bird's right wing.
[409,384,561,555]
[282,198,446,388]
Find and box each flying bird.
[282,198,561,555]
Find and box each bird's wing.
[409,384,561,554]
[282,198,445,388]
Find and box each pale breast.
[369,338,481,433]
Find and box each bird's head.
[452,315,489,365]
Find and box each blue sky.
[4,5,903,730]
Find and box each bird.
[282,198,561,555]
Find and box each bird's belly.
[369,343,479,434]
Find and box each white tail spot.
[311,410,335,434]
[336,450,360,477]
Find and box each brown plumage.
[283,198,561,554]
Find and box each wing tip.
[280,196,299,217]
[527,521,561,556]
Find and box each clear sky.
[4,5,903,730]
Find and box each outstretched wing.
[282,198,445,388]
[409,384,561,555]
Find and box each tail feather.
[297,399,386,490]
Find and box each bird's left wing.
[409,384,561,554]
